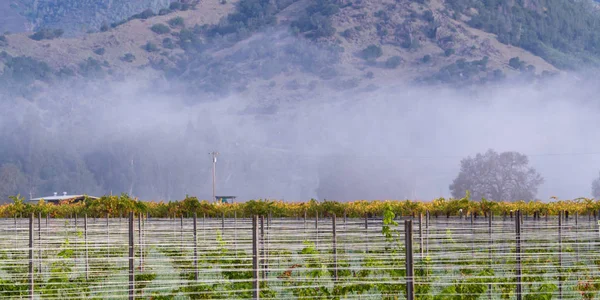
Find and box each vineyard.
[2,194,600,219]
[1,196,600,298]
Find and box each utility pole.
[210,151,219,203]
[129,158,134,197]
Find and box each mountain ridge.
[1,0,581,103]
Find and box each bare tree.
[449,149,543,201]
[592,172,600,199]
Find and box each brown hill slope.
[0,0,561,101]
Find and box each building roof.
[29,194,98,202]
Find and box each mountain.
[2,0,585,98]
[1,0,600,201]
[3,0,176,36]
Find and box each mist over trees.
[449,149,544,202]
[592,172,600,199]
[5,0,600,202]
[315,154,409,201]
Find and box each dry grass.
[1,0,237,72]
[0,0,560,93]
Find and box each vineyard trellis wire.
[0,208,600,299]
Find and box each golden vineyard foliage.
[0,193,599,218]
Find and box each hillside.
[4,0,176,36]
[2,0,588,103]
[1,0,600,201]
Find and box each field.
[0,205,599,299]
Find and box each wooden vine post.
[128,212,135,300]
[405,219,414,300]
[29,213,34,300]
[515,210,522,300]
[252,215,260,300]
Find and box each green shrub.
[143,42,159,52]
[385,56,402,68]
[422,54,431,63]
[121,53,136,62]
[509,57,525,70]
[3,55,52,85]
[492,69,505,80]
[158,8,172,15]
[374,10,389,20]
[131,9,155,20]
[79,57,104,78]
[111,19,127,28]
[341,28,353,39]
[0,35,6,46]
[93,48,105,55]
[376,24,388,37]
[57,67,75,77]
[444,48,455,57]
[178,28,203,52]
[29,28,64,41]
[168,17,185,28]
[151,24,171,34]
[289,0,339,39]
[100,22,110,32]
[422,10,434,23]
[423,56,489,84]
[169,2,182,10]
[163,38,175,49]
[361,44,383,61]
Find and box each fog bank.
[2,72,600,201]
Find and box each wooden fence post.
[193,212,198,281]
[106,213,110,258]
[234,211,238,254]
[315,212,319,250]
[128,212,134,300]
[29,213,34,300]
[252,215,260,300]
[303,210,307,233]
[85,214,89,280]
[575,211,579,263]
[365,214,369,253]
[471,213,475,256]
[332,214,338,281]
[558,210,563,299]
[488,211,492,300]
[405,219,414,300]
[260,215,265,280]
[418,213,423,259]
[37,212,41,274]
[180,215,184,253]
[139,212,143,271]
[515,210,522,300]
[426,210,429,255]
